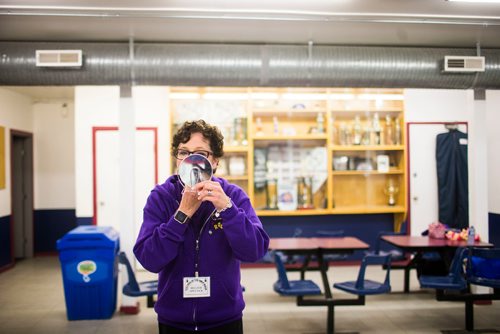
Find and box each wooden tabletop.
[381,235,493,252]
[268,238,317,251]
[269,237,369,252]
[311,237,369,251]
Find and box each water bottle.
[467,226,475,245]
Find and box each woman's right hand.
[177,186,202,219]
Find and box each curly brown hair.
[171,120,224,159]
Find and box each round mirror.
[177,154,213,188]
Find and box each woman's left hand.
[195,180,229,212]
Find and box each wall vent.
[36,50,82,67]
[444,56,485,72]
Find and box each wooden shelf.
[256,206,405,215]
[224,146,249,153]
[331,170,404,175]
[331,205,406,214]
[252,109,326,117]
[256,209,332,216]
[254,134,328,141]
[331,145,404,151]
[223,175,249,181]
[329,108,403,114]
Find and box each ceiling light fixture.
[2,5,500,26]
[447,0,500,3]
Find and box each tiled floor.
[0,257,499,334]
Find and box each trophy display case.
[328,89,406,217]
[168,86,407,223]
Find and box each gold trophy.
[266,178,279,210]
[297,177,314,209]
[384,179,399,206]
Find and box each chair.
[367,221,415,292]
[272,252,322,296]
[466,247,500,289]
[118,251,158,307]
[420,247,499,332]
[333,254,392,295]
[418,247,468,291]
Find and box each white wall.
[74,86,171,219]
[133,86,171,181]
[33,101,75,209]
[0,88,33,217]
[405,89,488,240]
[405,89,471,122]
[74,86,120,218]
[486,90,500,214]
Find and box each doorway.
[93,127,157,232]
[407,122,468,236]
[11,130,34,260]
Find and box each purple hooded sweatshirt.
[134,175,269,331]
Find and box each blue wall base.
[260,213,395,261]
[0,215,11,268]
[34,209,78,253]
[1,210,495,269]
[76,217,93,226]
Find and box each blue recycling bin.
[57,225,120,320]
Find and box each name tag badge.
[459,138,468,145]
[183,276,211,298]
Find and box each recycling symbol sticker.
[77,260,97,283]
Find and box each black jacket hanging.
[436,129,468,229]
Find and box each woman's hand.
[178,186,202,218]
[195,180,230,212]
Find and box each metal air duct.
[1,42,500,89]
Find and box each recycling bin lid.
[57,225,119,251]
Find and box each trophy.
[297,176,314,209]
[233,117,248,146]
[266,178,279,210]
[384,179,399,206]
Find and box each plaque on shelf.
[228,156,246,176]
[277,181,297,211]
[333,156,349,171]
[376,155,390,173]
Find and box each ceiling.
[1,0,500,48]
[5,86,75,102]
[2,0,500,100]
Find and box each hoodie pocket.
[156,278,193,324]
[196,278,244,324]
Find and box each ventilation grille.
[36,50,82,67]
[444,56,485,72]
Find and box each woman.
[134,119,270,334]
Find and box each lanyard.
[194,209,216,277]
